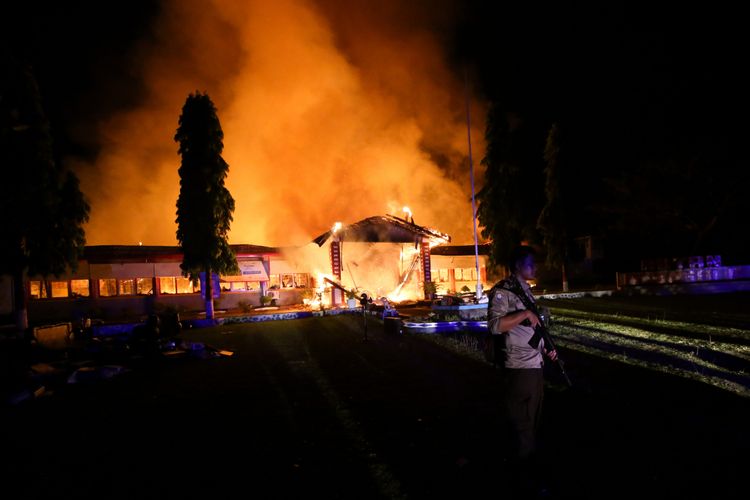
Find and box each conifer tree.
[476,104,546,272]
[537,122,569,291]
[174,92,238,319]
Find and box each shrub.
[237,300,253,313]
[260,294,276,307]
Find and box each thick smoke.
[76,0,485,247]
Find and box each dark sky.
[461,2,748,149]
[3,1,160,160]
[6,1,746,161]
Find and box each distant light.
[331,222,342,233]
[138,242,143,246]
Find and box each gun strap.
[496,275,546,349]
[494,277,572,386]
[497,275,538,315]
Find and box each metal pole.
[362,300,368,342]
[465,69,482,300]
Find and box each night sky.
[3,0,749,265]
[8,1,744,159]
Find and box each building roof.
[83,244,280,263]
[430,243,491,256]
[312,214,451,247]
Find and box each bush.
[260,294,276,307]
[237,300,253,313]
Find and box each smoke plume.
[75,0,485,247]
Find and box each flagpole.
[465,68,482,300]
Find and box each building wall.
[17,244,486,324]
[430,255,489,294]
[23,252,313,324]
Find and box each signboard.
[199,272,221,299]
[420,240,431,281]
[330,241,342,280]
[239,260,269,281]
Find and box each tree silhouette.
[476,104,546,272]
[0,57,90,332]
[537,123,569,291]
[175,92,238,320]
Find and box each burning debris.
[307,214,450,305]
[312,214,450,247]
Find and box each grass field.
[1,292,748,499]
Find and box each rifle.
[501,279,573,387]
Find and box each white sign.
[239,260,269,281]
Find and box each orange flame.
[76,0,486,248]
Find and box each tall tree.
[476,103,546,271]
[0,57,90,332]
[174,92,238,320]
[537,123,569,291]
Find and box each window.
[457,268,476,281]
[136,278,153,295]
[158,277,176,294]
[159,277,199,294]
[30,279,89,299]
[281,274,294,288]
[176,277,197,294]
[48,281,68,298]
[119,279,136,296]
[219,278,261,292]
[99,279,117,297]
[293,273,309,288]
[29,281,47,299]
[269,274,280,289]
[71,280,90,297]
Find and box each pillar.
[330,239,343,305]
[420,239,432,300]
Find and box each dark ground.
[1,308,748,499]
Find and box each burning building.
[4,214,491,325]
[310,214,450,304]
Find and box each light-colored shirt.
[488,277,544,369]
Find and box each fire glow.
[74,0,484,251]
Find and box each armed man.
[487,244,562,498]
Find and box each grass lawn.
[1,293,748,499]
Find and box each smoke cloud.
[76,0,485,248]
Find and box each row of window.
[269,273,309,289]
[432,268,478,283]
[28,273,313,299]
[29,277,195,299]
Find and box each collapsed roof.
[312,214,451,247]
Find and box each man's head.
[508,245,537,281]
